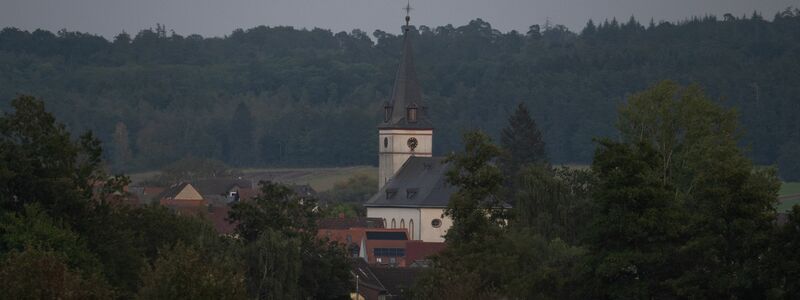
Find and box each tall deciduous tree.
[589,81,781,298]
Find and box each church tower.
[378,13,433,189]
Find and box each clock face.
[407,137,418,150]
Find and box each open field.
[780,182,800,196]
[240,166,377,192]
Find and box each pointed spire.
[380,7,432,129]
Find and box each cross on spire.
[403,1,413,28]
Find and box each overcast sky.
[2,0,797,39]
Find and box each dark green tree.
[499,102,547,177]
[228,181,352,299]
[137,242,247,300]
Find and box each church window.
[409,219,415,240]
[400,219,405,228]
[407,103,418,123]
[384,137,388,148]
[391,219,396,228]
[431,219,442,228]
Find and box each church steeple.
[377,4,434,189]
[380,7,432,130]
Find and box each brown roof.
[405,241,446,263]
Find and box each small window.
[431,219,442,228]
[391,219,396,228]
[409,219,415,240]
[400,219,405,229]
[407,103,418,123]
[383,137,388,148]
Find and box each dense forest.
[1,9,799,180]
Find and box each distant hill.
[2,10,799,180]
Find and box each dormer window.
[386,188,397,199]
[407,103,418,123]
[406,188,418,199]
[384,102,392,122]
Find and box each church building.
[365,17,454,243]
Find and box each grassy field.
[780,182,800,196]
[239,166,377,192]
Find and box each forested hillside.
[1,10,799,178]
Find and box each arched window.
[409,219,415,240]
[400,219,405,229]
[391,218,396,228]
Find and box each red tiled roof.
[405,241,446,263]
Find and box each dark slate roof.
[351,258,386,293]
[318,217,385,230]
[157,182,191,199]
[365,157,456,208]
[157,178,253,203]
[369,267,422,298]
[191,178,252,196]
[379,30,433,130]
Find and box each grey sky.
[2,0,797,39]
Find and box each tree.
[443,131,505,246]
[228,181,352,299]
[0,247,113,299]
[499,102,547,177]
[227,102,255,167]
[112,121,132,171]
[593,81,782,298]
[0,95,103,224]
[760,206,800,298]
[137,242,247,300]
[587,140,686,299]
[513,165,595,244]
[243,230,302,299]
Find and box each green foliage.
[0,204,101,274]
[587,81,782,298]
[0,247,113,299]
[137,242,247,300]
[228,181,352,299]
[0,95,102,224]
[499,102,547,176]
[513,165,595,244]
[443,131,505,246]
[243,230,302,299]
[318,173,377,204]
[760,206,800,298]
[3,14,800,172]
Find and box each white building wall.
[378,129,433,189]
[420,208,452,243]
[366,207,421,240]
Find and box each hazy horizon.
[2,0,797,39]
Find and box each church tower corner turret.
[378,10,433,189]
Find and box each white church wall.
[366,207,421,240]
[420,208,451,243]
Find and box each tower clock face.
[407,137,418,150]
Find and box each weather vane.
[403,0,413,28]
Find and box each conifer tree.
[499,102,547,177]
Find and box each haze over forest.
[1,8,800,181]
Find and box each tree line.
[414,81,799,299]
[1,10,799,180]
[0,95,353,298]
